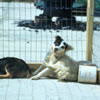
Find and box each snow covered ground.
[0,2,99,66]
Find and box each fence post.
[86,0,94,61]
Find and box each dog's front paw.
[44,62,55,70]
[57,67,69,80]
[58,72,69,80]
[30,75,40,80]
[42,62,47,66]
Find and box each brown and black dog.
[0,57,31,78]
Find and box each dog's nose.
[54,48,58,52]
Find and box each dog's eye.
[64,42,68,49]
[61,46,64,49]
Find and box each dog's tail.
[0,64,12,78]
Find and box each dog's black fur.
[54,36,68,49]
[54,36,63,46]
[0,57,31,78]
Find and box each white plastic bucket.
[78,65,97,83]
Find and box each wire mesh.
[92,1,100,67]
[93,18,100,67]
[0,0,87,62]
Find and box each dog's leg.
[32,64,46,76]
[31,68,53,80]
[64,74,77,81]
[44,62,58,70]
[58,72,77,81]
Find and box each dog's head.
[51,35,73,56]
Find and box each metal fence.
[91,0,100,67]
[0,0,91,63]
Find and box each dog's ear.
[64,42,73,50]
[55,35,62,41]
[67,45,73,50]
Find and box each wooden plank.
[28,62,42,70]
[77,83,97,100]
[18,80,33,100]
[65,83,84,100]
[0,80,9,100]
[5,80,21,100]
[86,0,94,61]
[32,80,47,100]
[40,79,62,100]
[0,79,100,100]
[53,81,73,100]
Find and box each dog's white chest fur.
[48,54,79,72]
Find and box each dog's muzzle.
[54,48,58,52]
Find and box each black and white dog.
[31,35,80,81]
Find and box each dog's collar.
[54,55,63,60]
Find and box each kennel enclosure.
[0,0,100,67]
